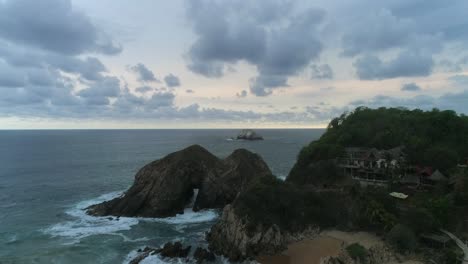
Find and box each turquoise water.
[0,129,323,264]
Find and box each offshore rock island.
[88,107,468,264]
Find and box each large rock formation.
[193,149,272,211]
[87,145,271,217]
[207,204,319,261]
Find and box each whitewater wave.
[122,249,187,264]
[44,190,218,243]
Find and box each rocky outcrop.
[159,242,191,258]
[236,129,263,140]
[87,145,271,218]
[207,204,319,261]
[129,242,194,264]
[193,247,216,263]
[193,149,272,211]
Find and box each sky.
[0,0,468,129]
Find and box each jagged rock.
[193,247,216,263]
[207,204,319,261]
[87,145,271,218]
[158,241,191,258]
[236,129,263,140]
[193,149,272,211]
[130,247,157,264]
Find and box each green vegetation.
[387,224,418,254]
[232,107,468,261]
[233,176,352,233]
[346,243,368,262]
[290,107,468,182]
[454,167,468,205]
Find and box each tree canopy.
[290,107,468,181]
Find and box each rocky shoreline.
[84,144,408,263]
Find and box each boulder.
[193,247,216,263]
[87,145,271,218]
[158,241,191,258]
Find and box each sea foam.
[44,190,218,243]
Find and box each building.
[338,146,405,186]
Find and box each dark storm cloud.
[0,0,121,55]
[310,64,333,79]
[130,63,159,83]
[354,50,433,80]
[401,83,422,92]
[185,1,325,96]
[164,74,181,87]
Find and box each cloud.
[0,0,121,55]
[145,92,175,109]
[350,90,468,114]
[130,63,159,82]
[354,50,433,80]
[0,61,26,87]
[401,83,422,92]
[236,90,247,98]
[185,1,325,96]
[310,64,334,79]
[164,74,181,87]
[77,76,121,105]
[135,86,154,93]
[341,9,415,57]
[449,75,468,86]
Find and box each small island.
[236,129,263,140]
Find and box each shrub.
[346,243,368,262]
[387,224,418,254]
[233,176,351,233]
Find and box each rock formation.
[129,242,198,264]
[236,129,263,140]
[87,145,271,218]
[207,204,319,261]
[193,149,272,211]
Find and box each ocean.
[0,129,323,264]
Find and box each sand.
[257,230,385,264]
[257,235,343,264]
[257,230,426,264]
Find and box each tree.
[387,224,418,254]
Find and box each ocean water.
[0,129,323,264]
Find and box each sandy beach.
[257,230,392,264]
[257,236,343,264]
